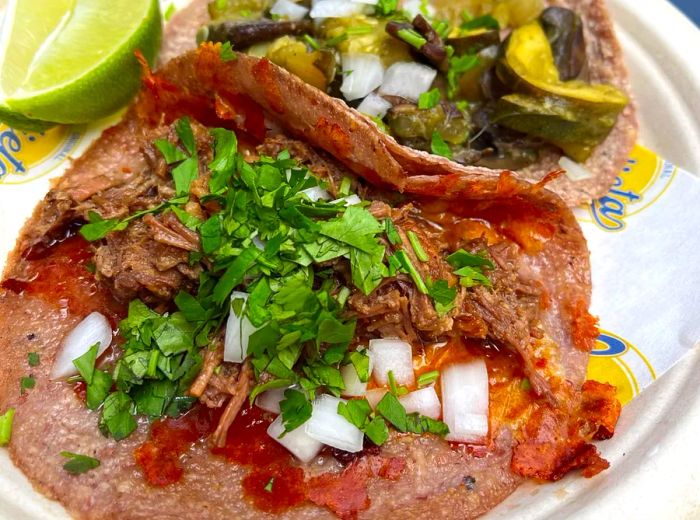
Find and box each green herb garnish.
[418,88,441,110]
[27,352,40,367]
[20,376,35,394]
[60,452,100,475]
[430,131,452,159]
[219,41,237,62]
[417,370,439,387]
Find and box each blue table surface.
[671,0,700,25]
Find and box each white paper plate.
[0,0,699,518]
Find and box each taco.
[0,44,620,519]
[186,0,638,206]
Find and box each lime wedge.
[0,0,162,126]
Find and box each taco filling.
[0,47,620,519]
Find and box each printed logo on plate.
[586,330,657,405]
[575,144,676,232]
[0,123,84,185]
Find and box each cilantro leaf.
[175,117,196,156]
[60,452,100,475]
[279,389,312,433]
[418,88,441,110]
[27,352,40,367]
[79,211,128,241]
[457,266,492,288]
[461,14,499,31]
[337,399,372,429]
[427,278,457,314]
[72,343,100,384]
[347,351,370,383]
[86,370,112,410]
[20,376,35,394]
[446,249,495,270]
[376,392,407,432]
[363,415,389,445]
[375,0,397,16]
[319,206,383,253]
[431,131,453,159]
[405,413,450,437]
[447,54,479,99]
[219,41,237,62]
[154,139,187,164]
[100,391,137,440]
[172,156,199,196]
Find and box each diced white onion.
[304,394,365,452]
[356,93,392,118]
[332,194,361,206]
[399,386,441,419]
[340,356,372,397]
[310,0,364,18]
[224,292,259,363]
[369,338,415,387]
[352,0,378,4]
[267,415,324,463]
[302,186,332,202]
[401,0,435,19]
[340,53,385,102]
[270,0,309,21]
[559,156,594,182]
[365,388,388,409]
[379,62,437,102]
[51,312,112,380]
[256,386,293,414]
[441,360,489,443]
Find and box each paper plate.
[0,0,699,518]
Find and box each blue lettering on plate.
[0,128,26,179]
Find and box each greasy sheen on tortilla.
[0,46,620,519]
[162,0,638,206]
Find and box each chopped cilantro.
[387,370,408,396]
[460,14,499,32]
[60,452,100,475]
[264,477,275,492]
[393,250,428,294]
[446,54,479,99]
[72,343,100,384]
[376,392,407,432]
[100,391,137,440]
[279,389,312,433]
[303,34,320,50]
[521,378,532,391]
[27,352,40,367]
[20,376,35,394]
[406,230,429,262]
[219,41,237,62]
[430,131,453,159]
[0,408,14,446]
[347,351,370,383]
[384,219,402,245]
[375,0,398,16]
[417,370,439,387]
[446,249,495,270]
[418,88,441,110]
[426,278,457,314]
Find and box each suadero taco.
[0,39,620,519]
[176,0,639,206]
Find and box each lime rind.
[0,0,162,125]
